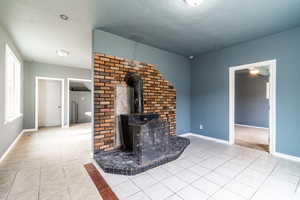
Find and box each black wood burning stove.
[120,72,170,165]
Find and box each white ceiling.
[0,0,92,69]
[1,0,300,69]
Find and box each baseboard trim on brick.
[180,133,230,145]
[273,152,300,163]
[235,124,269,130]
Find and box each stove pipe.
[124,72,144,114]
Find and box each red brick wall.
[94,53,176,152]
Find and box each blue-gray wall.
[235,73,269,128]
[93,30,191,134]
[23,61,91,129]
[191,26,300,157]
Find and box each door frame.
[229,60,277,154]
[35,76,65,130]
[66,78,92,128]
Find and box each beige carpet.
[235,125,269,152]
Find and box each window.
[5,44,21,122]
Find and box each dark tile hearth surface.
[94,136,190,175]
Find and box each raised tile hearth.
[94,136,190,175]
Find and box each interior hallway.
[235,125,269,152]
[0,123,102,200]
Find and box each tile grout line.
[127,178,149,199]
[198,158,237,196]
[160,146,253,198]
[225,154,265,199]
[127,171,175,200]
[5,127,300,200]
[62,164,72,200]
[4,170,18,200]
[216,155,260,198]
[163,153,213,198]
[249,158,280,200]
[172,151,240,198]
[3,132,27,200]
[194,152,263,199]
[294,177,300,193]
[37,166,42,200]
[121,155,211,200]
[123,154,203,200]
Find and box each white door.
[38,79,62,127]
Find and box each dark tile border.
[84,163,119,200]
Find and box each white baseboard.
[22,128,37,133]
[0,129,24,162]
[180,133,230,145]
[235,124,269,130]
[181,133,300,163]
[273,152,300,163]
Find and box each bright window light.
[5,44,22,123]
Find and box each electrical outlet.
[199,124,204,130]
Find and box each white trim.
[23,128,37,133]
[4,113,23,125]
[266,82,270,99]
[180,133,230,144]
[235,124,269,130]
[35,77,65,130]
[0,130,23,163]
[0,128,37,163]
[273,152,300,163]
[5,44,22,123]
[229,60,277,154]
[66,78,92,128]
[180,133,300,163]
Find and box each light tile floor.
[0,124,101,200]
[100,136,300,200]
[1,125,300,200]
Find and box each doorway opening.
[67,78,92,128]
[229,60,276,154]
[35,77,64,130]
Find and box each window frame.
[4,44,22,124]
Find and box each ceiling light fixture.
[184,0,203,7]
[56,49,70,57]
[249,68,260,75]
[60,14,69,21]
